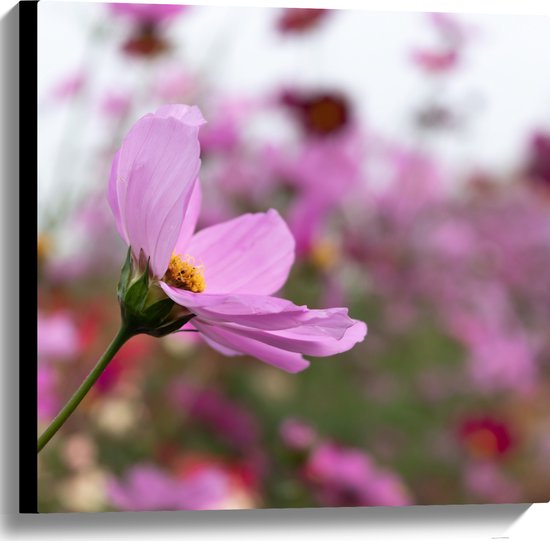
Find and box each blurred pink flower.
[49,71,86,102]
[170,381,260,450]
[107,463,230,511]
[268,130,364,254]
[37,309,86,421]
[108,104,367,373]
[525,131,550,189]
[153,69,196,103]
[375,145,445,225]
[199,99,258,155]
[38,365,59,422]
[280,418,317,451]
[448,297,539,395]
[38,311,79,362]
[305,443,411,507]
[100,90,132,119]
[411,49,458,74]
[108,3,188,24]
[464,461,521,503]
[109,3,188,57]
[410,13,473,74]
[429,12,472,46]
[467,327,537,395]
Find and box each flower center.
[165,254,206,293]
[465,429,500,459]
[310,239,338,271]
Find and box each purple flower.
[38,365,59,422]
[411,49,458,74]
[280,418,317,451]
[38,311,79,362]
[277,8,329,34]
[108,3,188,57]
[305,443,411,507]
[107,464,230,511]
[108,3,187,24]
[38,311,80,422]
[170,380,260,450]
[280,90,351,137]
[266,130,364,255]
[48,71,86,102]
[463,461,521,503]
[108,104,367,373]
[100,90,132,119]
[525,131,550,189]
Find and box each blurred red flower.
[458,416,513,460]
[277,8,328,34]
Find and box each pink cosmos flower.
[108,104,367,373]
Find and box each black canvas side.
[19,0,39,514]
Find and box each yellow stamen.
[165,253,206,293]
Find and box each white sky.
[38,1,550,214]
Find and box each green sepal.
[116,251,194,338]
[123,258,151,313]
[143,297,176,323]
[117,248,133,298]
[146,314,196,338]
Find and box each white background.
[1,0,549,539]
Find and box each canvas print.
[37,2,550,512]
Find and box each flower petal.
[160,286,307,326]
[107,150,125,242]
[160,285,357,334]
[160,283,367,367]
[218,317,367,357]
[155,104,206,126]
[173,178,202,255]
[109,106,203,277]
[185,209,295,295]
[192,319,310,373]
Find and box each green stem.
[37,325,135,453]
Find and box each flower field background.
[37,3,550,511]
